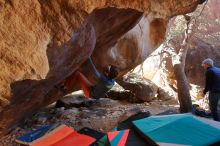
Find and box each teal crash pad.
[133,114,220,146]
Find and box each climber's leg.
[64,71,92,97]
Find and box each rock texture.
[134,0,220,99]
[106,83,137,102]
[0,0,205,135]
[117,73,158,102]
[106,74,174,102]
[181,38,220,86]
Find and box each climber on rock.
[62,57,119,100]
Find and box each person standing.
[202,58,220,121]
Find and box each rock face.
[172,0,220,87]
[134,0,220,99]
[184,39,220,86]
[0,0,205,135]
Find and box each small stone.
[36,116,48,124]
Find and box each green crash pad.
[133,114,220,146]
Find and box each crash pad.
[107,130,129,146]
[78,127,105,146]
[96,112,155,146]
[30,124,96,146]
[133,114,220,146]
[15,125,53,145]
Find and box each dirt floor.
[0,97,179,146]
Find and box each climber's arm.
[87,57,101,79]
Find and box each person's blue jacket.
[204,66,220,94]
[87,58,115,99]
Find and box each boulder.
[157,87,174,101]
[92,98,121,108]
[105,83,136,102]
[55,95,87,109]
[117,73,158,102]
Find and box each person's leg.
[77,72,93,97]
[64,71,92,97]
[64,72,78,91]
[216,93,220,121]
[55,72,78,93]
[209,93,220,121]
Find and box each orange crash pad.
[30,125,96,146]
